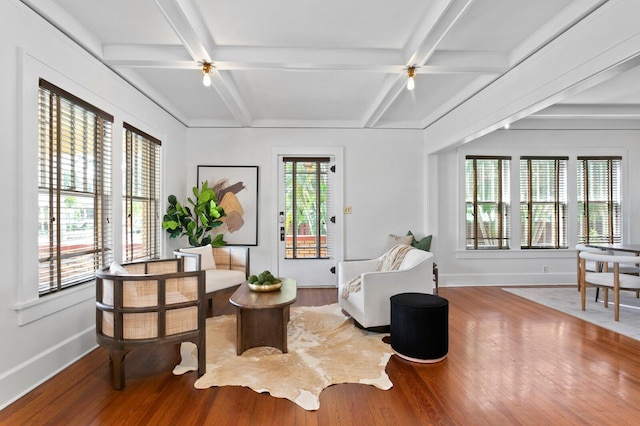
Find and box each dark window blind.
[577,157,622,244]
[283,157,332,259]
[520,157,568,249]
[465,156,511,249]
[123,123,161,262]
[37,79,113,296]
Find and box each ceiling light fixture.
[406,66,416,91]
[201,61,213,87]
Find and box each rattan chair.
[95,258,206,389]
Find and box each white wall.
[433,124,640,287]
[0,0,187,409]
[184,128,426,275]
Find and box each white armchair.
[338,247,434,329]
[174,246,248,316]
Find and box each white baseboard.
[439,272,575,287]
[0,326,96,411]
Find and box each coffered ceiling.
[20,0,640,133]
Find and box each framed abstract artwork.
[197,165,259,246]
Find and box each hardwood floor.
[2,286,640,425]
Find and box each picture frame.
[197,165,259,246]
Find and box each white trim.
[270,146,344,285]
[0,326,96,410]
[458,146,629,252]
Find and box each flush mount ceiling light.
[406,66,416,91]
[200,61,213,87]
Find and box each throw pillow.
[109,262,129,275]
[407,231,432,251]
[180,246,217,270]
[388,233,414,250]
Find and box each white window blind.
[123,123,161,262]
[520,157,568,249]
[38,79,113,296]
[577,157,622,244]
[465,156,511,249]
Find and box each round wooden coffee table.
[229,278,297,355]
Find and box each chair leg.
[595,287,600,302]
[603,288,608,308]
[109,349,128,390]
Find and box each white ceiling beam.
[422,0,640,153]
[509,0,609,66]
[154,0,252,126]
[362,75,407,128]
[529,104,640,119]
[154,0,211,62]
[420,50,508,74]
[104,44,405,71]
[208,69,252,127]
[362,0,474,128]
[20,0,103,58]
[405,0,473,66]
[115,68,190,124]
[419,75,499,128]
[104,44,509,74]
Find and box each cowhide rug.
[173,303,393,411]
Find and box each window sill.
[455,249,575,260]
[14,281,95,326]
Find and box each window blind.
[577,157,622,244]
[465,156,511,249]
[282,157,332,259]
[38,79,113,296]
[123,123,161,262]
[520,157,568,249]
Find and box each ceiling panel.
[134,68,238,122]
[23,0,639,133]
[195,0,436,49]
[53,0,182,45]
[438,0,576,52]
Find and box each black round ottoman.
[390,292,449,363]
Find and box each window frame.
[282,157,331,259]
[465,155,512,250]
[577,156,622,244]
[37,79,113,297]
[122,123,161,262]
[520,156,569,249]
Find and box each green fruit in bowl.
[248,275,258,284]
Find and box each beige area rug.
[503,286,640,341]
[173,303,393,411]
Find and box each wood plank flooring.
[2,286,640,425]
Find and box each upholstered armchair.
[174,246,248,315]
[95,258,206,389]
[338,247,434,330]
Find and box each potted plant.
[162,180,227,247]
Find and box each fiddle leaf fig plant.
[162,180,227,247]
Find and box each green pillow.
[407,231,432,251]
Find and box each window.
[283,157,331,259]
[37,79,113,296]
[577,157,622,244]
[123,124,161,262]
[520,157,568,249]
[465,156,511,249]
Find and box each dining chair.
[575,244,606,292]
[578,251,640,321]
